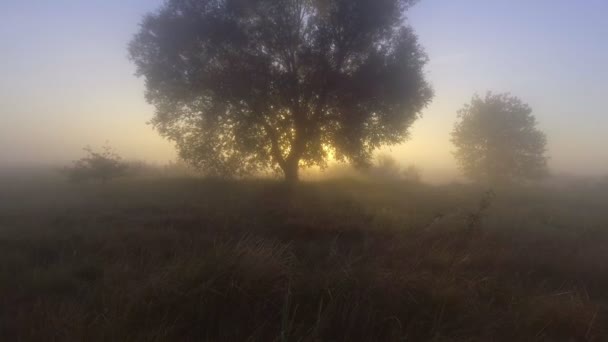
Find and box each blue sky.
[1,0,607,179]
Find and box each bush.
[65,144,127,183]
[367,154,422,183]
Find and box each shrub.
[65,144,127,183]
[366,154,422,183]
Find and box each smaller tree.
[451,92,548,184]
[402,164,421,183]
[371,154,402,180]
[366,154,421,183]
[65,144,127,183]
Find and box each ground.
[1,172,608,341]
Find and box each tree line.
[72,0,549,185]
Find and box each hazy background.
[1,0,607,182]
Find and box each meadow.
[1,170,608,341]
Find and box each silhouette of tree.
[451,92,548,184]
[65,144,127,183]
[129,0,433,182]
[367,154,421,182]
[402,164,421,183]
[371,154,402,179]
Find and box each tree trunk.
[283,158,300,184]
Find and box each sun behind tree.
[451,92,548,185]
[129,0,433,182]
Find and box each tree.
[129,0,433,182]
[451,92,548,184]
[370,154,402,179]
[65,145,127,183]
[367,154,421,182]
[402,164,421,183]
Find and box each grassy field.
[1,172,608,341]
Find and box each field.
[2,171,608,341]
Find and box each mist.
[2,1,608,341]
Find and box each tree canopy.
[451,92,548,184]
[129,0,433,182]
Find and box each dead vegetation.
[1,176,607,341]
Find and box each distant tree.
[129,0,433,183]
[65,145,127,183]
[451,92,548,184]
[372,154,402,179]
[367,154,421,182]
[402,164,421,183]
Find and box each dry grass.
[1,175,608,341]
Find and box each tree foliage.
[451,93,548,184]
[129,0,433,182]
[65,145,127,183]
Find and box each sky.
[1,0,607,181]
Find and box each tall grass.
[1,176,607,341]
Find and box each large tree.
[451,92,548,184]
[129,0,433,182]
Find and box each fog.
[4,1,608,340]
